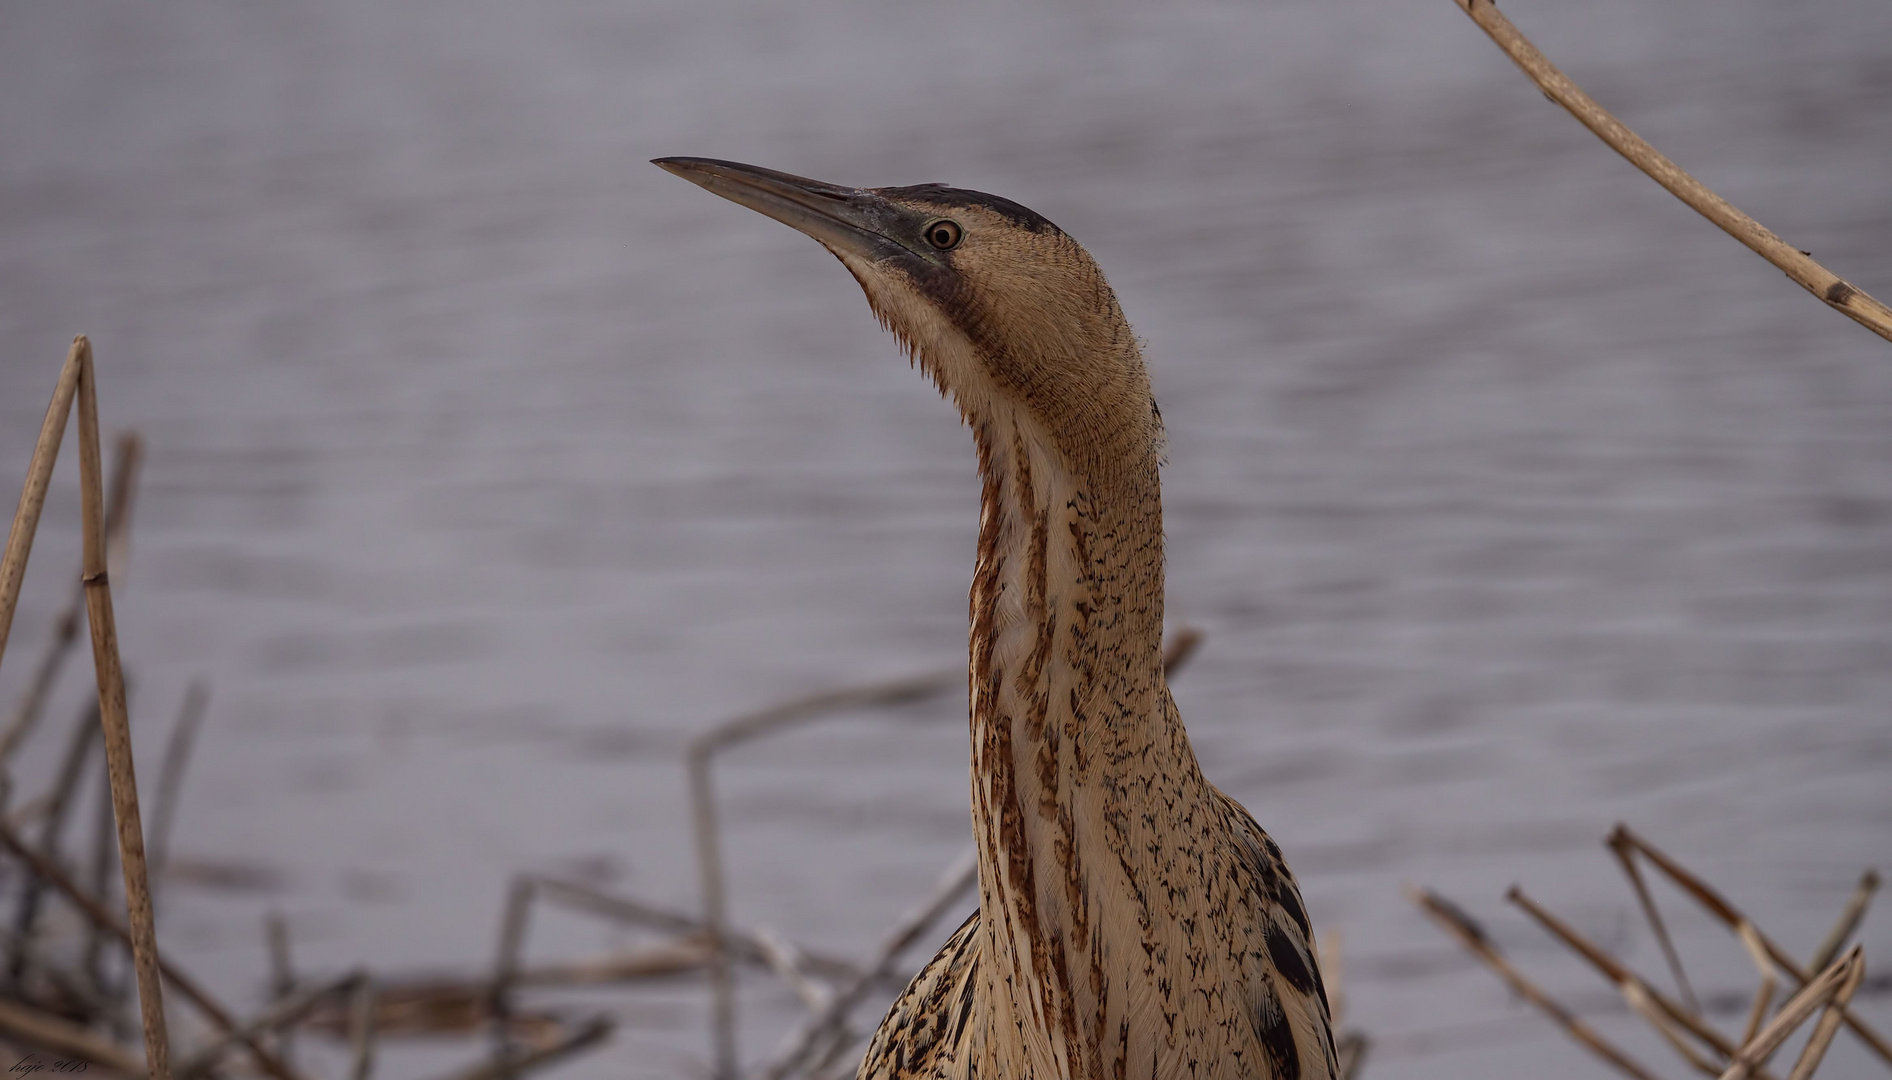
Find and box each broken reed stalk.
[70,336,170,1080]
[0,337,84,668]
[0,431,142,765]
[1452,0,1892,344]
[1783,948,1867,1080]
[1610,824,1892,1065]
[1717,946,1865,1080]
[1408,886,1662,1080]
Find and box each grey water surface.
[2,1,1889,1077]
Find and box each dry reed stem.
[0,337,84,670]
[83,748,120,999]
[1784,948,1866,1080]
[1733,921,1780,1051]
[147,678,210,892]
[0,921,125,1033]
[73,337,170,1080]
[1809,871,1878,975]
[689,670,957,1080]
[8,697,101,979]
[425,1017,613,1080]
[512,940,716,986]
[1335,1033,1369,1080]
[1507,885,1750,1071]
[1611,825,1892,1064]
[489,876,536,1078]
[527,876,858,980]
[1610,827,1701,1016]
[347,977,379,1080]
[0,432,141,765]
[0,819,305,1080]
[763,846,979,1080]
[1717,947,1864,1080]
[1408,886,1663,1080]
[1452,0,1892,344]
[1619,980,1725,1078]
[265,911,298,1066]
[173,970,365,1080]
[0,996,145,1075]
[754,925,833,1012]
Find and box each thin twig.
[1409,886,1663,1080]
[75,336,170,1080]
[1453,0,1892,344]
[148,678,211,893]
[0,337,84,669]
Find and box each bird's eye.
[924,219,963,250]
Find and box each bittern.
[656,158,1336,1080]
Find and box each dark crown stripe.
[879,184,1063,235]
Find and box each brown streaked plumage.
[655,157,1336,1080]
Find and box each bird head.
[655,157,1161,483]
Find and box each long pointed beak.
[653,157,913,262]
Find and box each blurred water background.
[2,0,1890,1077]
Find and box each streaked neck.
[965,401,1202,1076]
